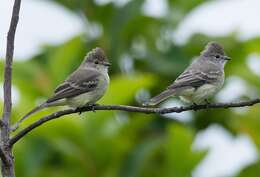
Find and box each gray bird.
[143,42,231,106]
[14,47,110,129]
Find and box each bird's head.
[83,47,111,70]
[201,42,231,66]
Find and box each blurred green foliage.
[1,0,260,177]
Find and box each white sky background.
[193,125,258,177]
[0,0,84,60]
[1,0,260,177]
[174,0,260,44]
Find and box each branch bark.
[1,0,21,176]
[0,147,9,166]
[9,98,260,146]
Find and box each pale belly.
[66,73,109,108]
[179,83,223,104]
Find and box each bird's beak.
[224,56,231,61]
[102,62,111,66]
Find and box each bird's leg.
[204,99,210,105]
[203,99,211,109]
[191,102,198,111]
[86,103,99,112]
[91,103,99,112]
[76,103,99,115]
[192,102,198,106]
[74,107,83,115]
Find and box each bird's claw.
[74,107,82,115]
[204,99,211,108]
[89,103,98,112]
[192,102,199,111]
[192,102,198,106]
[204,99,210,105]
[76,103,99,115]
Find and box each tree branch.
[0,147,9,165]
[9,98,260,146]
[1,0,21,138]
[1,0,21,176]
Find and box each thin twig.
[9,98,260,146]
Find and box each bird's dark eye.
[94,61,99,64]
[215,55,220,58]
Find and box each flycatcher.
[15,47,110,127]
[143,42,231,106]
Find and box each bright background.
[1,0,260,177]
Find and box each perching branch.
[9,98,260,146]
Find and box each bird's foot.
[74,107,83,115]
[76,104,99,115]
[191,102,199,111]
[92,104,99,112]
[86,103,99,112]
[204,99,210,105]
[204,99,211,108]
[192,102,198,106]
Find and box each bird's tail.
[12,103,47,131]
[143,89,176,106]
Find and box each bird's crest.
[201,42,225,56]
[84,47,108,63]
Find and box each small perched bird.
[143,42,231,106]
[14,47,110,129]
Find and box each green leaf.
[163,124,207,177]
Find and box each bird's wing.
[46,68,100,103]
[168,66,222,90]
